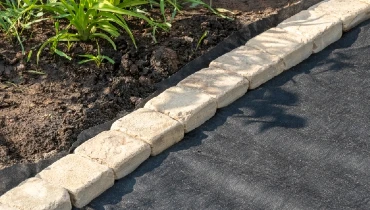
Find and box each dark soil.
[0,0,299,168]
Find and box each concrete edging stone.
[36,154,114,208]
[111,108,184,156]
[0,177,71,210]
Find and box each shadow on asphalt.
[83,20,363,210]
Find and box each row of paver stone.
[1,0,370,209]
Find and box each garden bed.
[0,0,300,169]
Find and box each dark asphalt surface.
[83,20,370,210]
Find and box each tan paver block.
[75,130,151,178]
[210,45,285,89]
[0,203,19,210]
[310,0,370,31]
[111,109,184,156]
[177,68,249,107]
[36,154,114,208]
[277,9,342,53]
[0,178,71,210]
[245,27,313,70]
[144,86,217,133]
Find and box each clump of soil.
[0,0,298,168]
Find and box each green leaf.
[93,1,154,24]
[78,58,94,65]
[26,50,32,62]
[97,23,120,38]
[196,30,208,51]
[118,0,149,8]
[23,17,48,29]
[79,54,96,59]
[102,55,115,64]
[91,33,117,50]
[160,0,165,21]
[54,49,72,60]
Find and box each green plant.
[156,0,180,22]
[66,40,74,52]
[41,0,168,48]
[195,29,208,51]
[37,0,171,64]
[78,42,115,67]
[26,49,32,62]
[0,0,46,54]
[37,21,75,63]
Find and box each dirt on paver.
[0,0,299,168]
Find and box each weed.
[37,21,74,63]
[78,42,115,67]
[0,0,47,54]
[26,49,32,62]
[196,30,208,51]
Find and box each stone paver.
[245,27,313,70]
[210,45,285,89]
[75,130,151,178]
[277,9,342,53]
[144,86,217,133]
[111,108,184,156]
[177,68,249,107]
[0,178,71,210]
[310,0,370,31]
[36,154,114,208]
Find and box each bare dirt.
[0,0,299,168]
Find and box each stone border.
[3,0,370,208]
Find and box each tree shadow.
[81,18,366,209]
